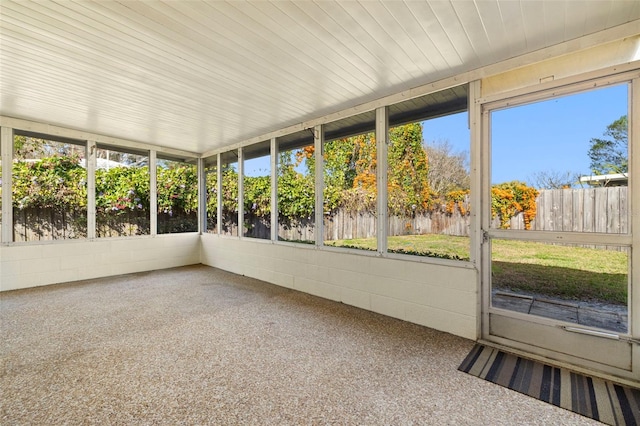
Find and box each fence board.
[583,189,595,233]
[572,189,583,232]
[607,187,620,233]
[562,190,572,232]
[550,190,561,231]
[621,186,629,233]
[595,188,608,233]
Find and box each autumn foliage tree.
[387,123,431,215]
[323,132,377,214]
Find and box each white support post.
[270,137,278,241]
[630,78,639,354]
[468,79,483,340]
[376,107,388,254]
[238,148,244,238]
[216,153,222,235]
[469,80,482,265]
[1,127,13,243]
[86,140,97,240]
[150,150,158,236]
[197,157,206,234]
[314,125,324,247]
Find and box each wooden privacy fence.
[527,186,627,234]
[13,209,195,241]
[13,208,87,241]
[234,206,471,240]
[11,187,629,241]
[271,186,629,240]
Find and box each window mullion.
[238,148,244,238]
[87,140,97,240]
[270,137,277,241]
[150,150,157,236]
[1,127,12,243]
[314,125,324,247]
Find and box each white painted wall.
[1,232,477,340]
[200,234,478,340]
[0,234,200,292]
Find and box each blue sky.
[244,83,628,185]
[423,83,628,185]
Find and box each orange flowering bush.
[491,181,538,229]
[445,189,470,215]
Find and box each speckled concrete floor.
[1,265,600,425]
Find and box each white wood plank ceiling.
[1,1,639,154]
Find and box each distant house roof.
[579,173,628,187]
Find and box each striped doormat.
[459,344,640,425]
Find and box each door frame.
[477,69,640,382]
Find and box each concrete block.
[39,269,79,287]
[411,284,476,315]
[370,294,407,321]
[271,258,300,275]
[99,250,131,264]
[327,267,364,290]
[297,264,328,283]
[266,270,294,289]
[159,233,199,247]
[60,254,97,270]
[0,260,20,277]
[366,257,400,280]
[3,272,48,291]
[366,276,414,300]
[19,256,60,274]
[340,287,370,310]
[294,277,339,302]
[0,245,43,261]
[404,262,476,292]
[76,264,112,281]
[404,303,476,340]
[40,240,108,258]
[316,250,369,272]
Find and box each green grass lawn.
[326,235,628,305]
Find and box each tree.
[323,132,377,213]
[588,115,628,175]
[14,135,84,160]
[424,139,469,194]
[387,123,431,215]
[528,169,579,189]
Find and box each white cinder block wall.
[1,233,477,340]
[0,234,201,292]
[200,234,478,340]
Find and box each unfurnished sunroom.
[1,1,640,422]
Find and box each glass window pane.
[323,112,376,251]
[157,158,197,234]
[491,239,628,333]
[13,135,87,241]
[277,131,315,243]
[243,142,271,239]
[490,84,629,233]
[387,112,470,260]
[221,151,239,236]
[96,147,149,237]
[205,157,218,234]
